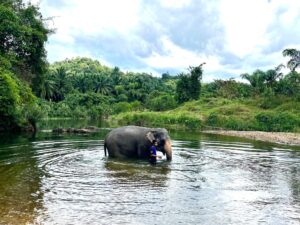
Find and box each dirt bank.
[203,130,300,146]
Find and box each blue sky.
[35,0,300,81]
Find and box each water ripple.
[0,135,299,225]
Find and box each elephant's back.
[105,126,147,156]
[107,126,147,139]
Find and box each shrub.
[114,112,202,130]
[113,102,132,114]
[146,94,177,111]
[0,71,20,129]
[255,111,299,131]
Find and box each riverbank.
[203,130,300,146]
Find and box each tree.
[241,70,266,94]
[39,72,55,100]
[0,68,38,130]
[93,74,112,95]
[0,0,51,92]
[52,67,71,101]
[264,65,284,89]
[283,48,300,71]
[176,73,191,103]
[241,66,283,95]
[189,64,203,100]
[176,63,204,103]
[0,70,20,129]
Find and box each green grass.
[112,111,202,130]
[111,96,300,132]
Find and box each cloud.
[159,0,192,9]
[39,0,300,79]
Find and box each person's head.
[153,140,158,146]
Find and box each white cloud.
[36,0,300,78]
[41,0,141,42]
[159,0,192,9]
[143,36,222,71]
[219,0,300,58]
[46,42,112,67]
[219,0,273,58]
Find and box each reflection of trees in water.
[0,138,44,225]
[104,159,171,188]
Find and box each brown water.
[0,123,299,224]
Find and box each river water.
[0,122,299,225]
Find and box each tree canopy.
[0,0,51,92]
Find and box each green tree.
[93,74,112,95]
[176,73,190,103]
[0,69,38,130]
[283,48,300,71]
[0,0,51,92]
[176,64,204,103]
[189,64,203,99]
[241,70,266,94]
[146,94,177,111]
[0,70,20,129]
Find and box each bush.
[0,69,43,130]
[64,92,112,109]
[146,94,177,111]
[255,111,299,132]
[130,100,143,111]
[0,71,20,129]
[206,112,256,131]
[114,112,202,130]
[22,104,44,131]
[113,102,132,114]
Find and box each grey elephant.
[104,126,172,160]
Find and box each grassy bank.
[112,112,202,130]
[111,97,300,132]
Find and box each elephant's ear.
[146,132,155,143]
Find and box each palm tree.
[283,48,300,71]
[241,70,266,93]
[43,77,55,100]
[53,67,71,101]
[93,74,112,95]
[264,65,284,88]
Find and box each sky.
[35,0,300,81]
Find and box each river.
[0,121,299,224]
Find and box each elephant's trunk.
[164,139,172,160]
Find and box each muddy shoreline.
[203,130,300,146]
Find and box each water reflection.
[0,140,44,225]
[104,159,170,188]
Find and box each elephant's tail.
[104,142,107,157]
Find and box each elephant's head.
[146,128,172,160]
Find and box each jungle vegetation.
[1,0,300,132]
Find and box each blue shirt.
[149,145,157,156]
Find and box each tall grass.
[112,97,300,132]
[113,112,202,130]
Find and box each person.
[149,140,161,165]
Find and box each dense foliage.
[0,69,38,131]
[0,0,50,90]
[39,57,176,117]
[0,0,49,130]
[176,64,203,103]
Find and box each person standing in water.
[149,140,161,165]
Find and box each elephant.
[104,126,172,160]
